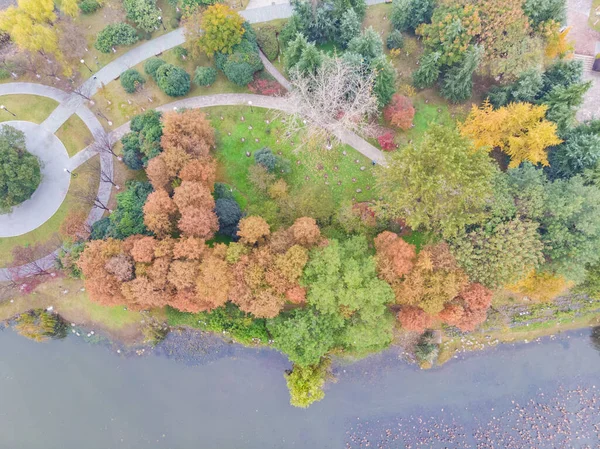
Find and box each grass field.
[55,114,94,157]
[0,278,145,343]
[0,95,58,124]
[0,156,99,266]
[206,106,377,210]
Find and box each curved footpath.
[0,4,387,278]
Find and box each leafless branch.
[282,57,380,149]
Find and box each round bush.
[0,126,41,211]
[223,52,263,86]
[256,25,279,60]
[79,0,101,14]
[386,30,404,50]
[155,64,191,97]
[254,147,277,172]
[143,57,166,80]
[95,23,139,53]
[194,66,217,86]
[0,68,10,80]
[120,69,146,93]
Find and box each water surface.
[0,328,599,448]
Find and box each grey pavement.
[259,50,292,90]
[0,121,71,238]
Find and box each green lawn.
[205,106,377,210]
[0,157,99,266]
[55,114,94,157]
[0,95,58,124]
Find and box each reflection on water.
[0,327,599,448]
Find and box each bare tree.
[72,160,112,212]
[100,162,120,189]
[92,129,120,159]
[282,57,380,149]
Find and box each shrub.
[95,23,139,53]
[173,46,188,60]
[254,147,277,172]
[378,131,396,151]
[120,69,146,93]
[79,0,101,14]
[194,66,217,86]
[255,25,279,60]
[386,30,404,50]
[143,57,166,80]
[222,51,263,86]
[214,182,234,200]
[155,63,191,97]
[248,77,284,96]
[383,94,415,130]
[0,68,9,79]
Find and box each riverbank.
[3,276,600,368]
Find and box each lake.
[1,327,599,448]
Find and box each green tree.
[285,359,332,408]
[95,23,139,53]
[198,4,245,56]
[539,176,600,282]
[105,181,153,239]
[120,69,146,93]
[347,26,383,63]
[416,4,481,66]
[523,0,566,27]
[295,44,324,76]
[440,45,483,103]
[542,60,583,94]
[338,8,361,48]
[155,63,191,97]
[412,51,441,89]
[222,51,263,85]
[268,307,339,367]
[123,0,160,33]
[143,57,166,80]
[193,66,217,86]
[0,125,40,211]
[451,219,545,289]
[302,236,396,352]
[284,32,310,73]
[548,125,600,179]
[375,125,497,238]
[541,82,592,134]
[371,55,397,107]
[391,0,435,32]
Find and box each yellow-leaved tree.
[0,0,74,75]
[460,100,562,167]
[59,0,80,18]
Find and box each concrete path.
[259,50,292,90]
[0,121,71,237]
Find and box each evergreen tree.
[295,43,324,76]
[284,33,309,73]
[338,8,361,48]
[440,46,483,103]
[371,55,397,107]
[542,82,591,134]
[347,27,384,64]
[412,51,441,89]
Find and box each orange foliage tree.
[238,216,271,245]
[383,94,415,131]
[161,109,215,159]
[143,189,178,237]
[398,306,433,332]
